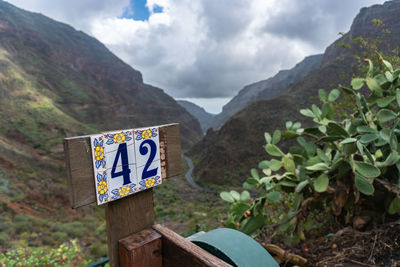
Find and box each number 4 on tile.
[111,143,131,185]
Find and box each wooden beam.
[152,224,232,267]
[64,123,181,209]
[159,123,181,179]
[119,228,162,267]
[106,189,155,267]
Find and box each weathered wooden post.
[64,123,181,267]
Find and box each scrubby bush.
[0,240,90,267]
[221,55,400,242]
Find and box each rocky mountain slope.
[189,0,400,185]
[177,100,214,133]
[0,0,202,252]
[209,54,323,130]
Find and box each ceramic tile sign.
[133,127,162,191]
[90,127,162,205]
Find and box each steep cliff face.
[189,0,400,185]
[208,54,323,130]
[322,0,400,66]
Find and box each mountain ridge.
[189,0,400,185]
[208,54,323,130]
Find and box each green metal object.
[87,257,108,267]
[190,228,279,267]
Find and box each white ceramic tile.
[134,127,160,178]
[90,134,109,205]
[136,163,162,190]
[110,183,138,201]
[107,164,138,200]
[134,127,162,191]
[106,163,137,190]
[102,130,137,203]
[135,157,161,182]
[104,142,135,169]
[103,130,135,167]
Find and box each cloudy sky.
[7,0,385,113]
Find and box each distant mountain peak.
[208,53,323,130]
[177,100,215,133]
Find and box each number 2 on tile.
[139,139,158,179]
[111,143,131,185]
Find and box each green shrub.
[89,243,108,259]
[14,215,34,235]
[0,233,8,247]
[57,221,86,238]
[51,232,67,243]
[221,55,400,241]
[0,240,90,267]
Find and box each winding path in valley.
[182,154,213,192]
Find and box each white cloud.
[6,0,129,31]
[5,0,386,101]
[88,0,317,98]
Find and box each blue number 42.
[111,140,158,185]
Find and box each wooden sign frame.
[64,123,181,209]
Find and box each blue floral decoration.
[93,138,106,169]
[135,128,158,140]
[111,183,136,200]
[139,176,161,190]
[105,131,132,145]
[97,172,108,203]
